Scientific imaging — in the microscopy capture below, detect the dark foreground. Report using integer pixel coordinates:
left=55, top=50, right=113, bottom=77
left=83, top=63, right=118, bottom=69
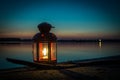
left=0, top=55, right=120, bottom=80
left=0, top=65, right=120, bottom=80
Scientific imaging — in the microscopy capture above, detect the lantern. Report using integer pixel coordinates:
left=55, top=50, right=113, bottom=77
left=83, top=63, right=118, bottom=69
left=32, top=22, right=57, bottom=64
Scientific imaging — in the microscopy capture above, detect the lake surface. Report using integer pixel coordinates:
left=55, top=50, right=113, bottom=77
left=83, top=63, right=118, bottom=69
left=0, top=42, right=120, bottom=69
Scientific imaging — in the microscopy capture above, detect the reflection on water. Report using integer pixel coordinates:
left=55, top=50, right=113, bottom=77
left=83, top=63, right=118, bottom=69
left=57, top=42, right=120, bottom=62
left=0, top=43, right=33, bottom=69
left=0, top=42, right=120, bottom=69
left=99, top=40, right=102, bottom=48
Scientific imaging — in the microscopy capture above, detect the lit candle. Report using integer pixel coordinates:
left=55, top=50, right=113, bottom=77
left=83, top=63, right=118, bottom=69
left=42, top=48, right=48, bottom=59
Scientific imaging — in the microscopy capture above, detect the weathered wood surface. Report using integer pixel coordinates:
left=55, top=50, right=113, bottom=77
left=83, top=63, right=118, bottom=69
left=3, top=57, right=120, bottom=80
left=6, top=55, right=120, bottom=70
left=6, top=58, right=77, bottom=70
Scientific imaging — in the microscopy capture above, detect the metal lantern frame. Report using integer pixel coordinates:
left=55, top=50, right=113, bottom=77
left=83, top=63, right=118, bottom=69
left=32, top=23, right=57, bottom=64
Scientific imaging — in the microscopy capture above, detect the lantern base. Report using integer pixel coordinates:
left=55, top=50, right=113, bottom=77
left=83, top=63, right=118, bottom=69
left=34, top=60, right=57, bottom=64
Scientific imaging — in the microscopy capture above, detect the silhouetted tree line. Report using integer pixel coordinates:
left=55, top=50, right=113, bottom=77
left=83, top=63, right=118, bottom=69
left=0, top=38, right=120, bottom=42
left=58, top=39, right=120, bottom=42
left=0, top=38, right=21, bottom=41
left=0, top=38, right=32, bottom=42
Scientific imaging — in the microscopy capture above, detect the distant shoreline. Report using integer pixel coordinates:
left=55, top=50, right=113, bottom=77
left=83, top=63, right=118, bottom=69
left=0, top=38, right=120, bottom=43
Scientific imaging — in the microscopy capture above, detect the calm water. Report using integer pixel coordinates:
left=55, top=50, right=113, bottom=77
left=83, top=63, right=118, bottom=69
left=0, top=42, right=120, bottom=69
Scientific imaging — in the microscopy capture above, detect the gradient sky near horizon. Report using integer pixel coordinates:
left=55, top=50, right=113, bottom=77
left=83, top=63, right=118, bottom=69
left=0, top=0, right=120, bottom=39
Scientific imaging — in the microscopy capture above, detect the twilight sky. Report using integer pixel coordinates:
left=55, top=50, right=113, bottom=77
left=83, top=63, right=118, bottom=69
left=0, top=0, right=120, bottom=39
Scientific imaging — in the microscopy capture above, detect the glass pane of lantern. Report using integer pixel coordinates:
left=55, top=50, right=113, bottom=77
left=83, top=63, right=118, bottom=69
left=39, top=43, right=48, bottom=61
left=51, top=43, right=56, bottom=60
left=33, top=43, right=37, bottom=61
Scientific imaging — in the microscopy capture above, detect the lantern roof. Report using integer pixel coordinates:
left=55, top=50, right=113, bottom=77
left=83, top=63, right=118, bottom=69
left=33, top=22, right=57, bottom=42
left=37, top=22, right=54, bottom=33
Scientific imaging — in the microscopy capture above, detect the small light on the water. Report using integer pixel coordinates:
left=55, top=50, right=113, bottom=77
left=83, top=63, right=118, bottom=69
left=99, top=39, right=101, bottom=42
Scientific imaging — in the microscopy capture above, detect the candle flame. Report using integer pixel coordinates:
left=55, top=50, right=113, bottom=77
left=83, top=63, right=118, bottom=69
left=42, top=48, right=48, bottom=59
left=43, top=48, right=47, bottom=56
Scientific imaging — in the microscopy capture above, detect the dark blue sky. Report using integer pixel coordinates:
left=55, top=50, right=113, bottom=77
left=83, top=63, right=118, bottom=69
left=0, top=0, right=120, bottom=39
